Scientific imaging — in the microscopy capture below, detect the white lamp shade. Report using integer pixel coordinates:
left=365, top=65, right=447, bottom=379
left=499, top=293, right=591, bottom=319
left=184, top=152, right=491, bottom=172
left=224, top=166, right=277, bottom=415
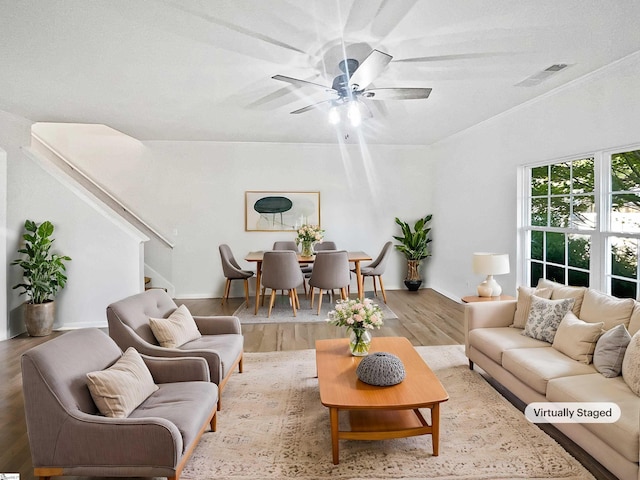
left=472, top=253, right=510, bottom=275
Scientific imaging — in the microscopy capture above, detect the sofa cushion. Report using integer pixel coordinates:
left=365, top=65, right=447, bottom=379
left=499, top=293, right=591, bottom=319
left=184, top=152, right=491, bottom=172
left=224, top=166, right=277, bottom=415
left=469, top=327, right=549, bottom=364
left=622, top=331, right=640, bottom=396
left=150, top=304, right=202, bottom=348
left=627, top=302, right=640, bottom=336
left=502, top=347, right=596, bottom=395
left=536, top=279, right=586, bottom=316
left=512, top=286, right=553, bottom=328
left=546, top=373, right=640, bottom=463
left=552, top=312, right=603, bottom=364
left=522, top=296, right=575, bottom=343
left=594, top=324, right=632, bottom=377
left=579, top=289, right=635, bottom=330
left=86, top=347, right=159, bottom=418
left=131, top=381, right=218, bottom=453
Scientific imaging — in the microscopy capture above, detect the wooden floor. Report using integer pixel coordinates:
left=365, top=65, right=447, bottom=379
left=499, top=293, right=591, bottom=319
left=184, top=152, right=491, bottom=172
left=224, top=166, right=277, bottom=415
left=0, top=289, right=616, bottom=480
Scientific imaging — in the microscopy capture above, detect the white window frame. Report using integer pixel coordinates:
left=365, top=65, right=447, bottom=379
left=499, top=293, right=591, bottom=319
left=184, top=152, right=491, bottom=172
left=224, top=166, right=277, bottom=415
left=518, top=142, right=640, bottom=297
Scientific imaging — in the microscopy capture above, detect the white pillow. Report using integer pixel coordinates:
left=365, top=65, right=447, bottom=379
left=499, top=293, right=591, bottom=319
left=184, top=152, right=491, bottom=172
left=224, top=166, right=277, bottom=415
left=511, top=286, right=553, bottom=328
left=622, top=331, right=640, bottom=396
left=522, top=296, right=575, bottom=343
left=149, top=304, right=201, bottom=348
left=86, top=347, right=158, bottom=418
left=552, top=312, right=603, bottom=364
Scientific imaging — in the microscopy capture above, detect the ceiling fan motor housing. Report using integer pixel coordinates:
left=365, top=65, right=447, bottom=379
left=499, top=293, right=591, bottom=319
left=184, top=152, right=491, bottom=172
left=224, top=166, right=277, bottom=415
left=333, top=58, right=361, bottom=97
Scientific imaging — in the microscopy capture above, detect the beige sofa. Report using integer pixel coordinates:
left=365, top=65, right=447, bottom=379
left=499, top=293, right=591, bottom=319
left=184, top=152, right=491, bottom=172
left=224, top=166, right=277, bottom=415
left=465, top=280, right=640, bottom=480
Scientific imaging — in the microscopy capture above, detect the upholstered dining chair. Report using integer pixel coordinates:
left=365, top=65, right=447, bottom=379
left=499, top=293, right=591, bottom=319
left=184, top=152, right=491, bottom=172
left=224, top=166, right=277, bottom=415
left=314, top=241, right=337, bottom=252
left=273, top=240, right=309, bottom=294
left=261, top=250, right=304, bottom=317
left=308, top=250, right=351, bottom=315
left=219, top=244, right=254, bottom=306
left=302, top=241, right=338, bottom=293
left=360, top=241, right=393, bottom=303
left=273, top=240, right=299, bottom=251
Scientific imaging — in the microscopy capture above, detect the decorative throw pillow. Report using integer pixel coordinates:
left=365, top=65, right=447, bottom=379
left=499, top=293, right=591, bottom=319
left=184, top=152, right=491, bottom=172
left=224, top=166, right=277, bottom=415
left=594, top=324, right=632, bottom=377
left=86, top=347, right=158, bottom=418
left=149, top=304, right=201, bottom=348
left=511, top=286, right=553, bottom=328
left=536, top=279, right=586, bottom=316
left=622, top=331, right=640, bottom=395
left=579, top=289, right=635, bottom=331
left=552, top=312, right=603, bottom=364
left=522, top=296, right=576, bottom=343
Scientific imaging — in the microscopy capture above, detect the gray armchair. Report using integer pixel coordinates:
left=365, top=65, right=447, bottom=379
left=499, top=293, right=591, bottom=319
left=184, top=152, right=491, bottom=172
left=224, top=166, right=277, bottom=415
left=21, top=328, right=218, bottom=480
left=107, top=289, right=243, bottom=409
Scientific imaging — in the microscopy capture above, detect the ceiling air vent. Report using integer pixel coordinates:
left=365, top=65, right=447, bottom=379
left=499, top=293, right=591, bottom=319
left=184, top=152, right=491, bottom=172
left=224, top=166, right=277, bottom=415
left=515, top=63, right=569, bottom=87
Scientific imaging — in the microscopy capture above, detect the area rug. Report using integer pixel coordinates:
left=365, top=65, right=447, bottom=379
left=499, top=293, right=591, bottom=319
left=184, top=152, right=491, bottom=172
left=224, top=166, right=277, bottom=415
left=181, top=345, right=594, bottom=480
left=232, top=294, right=398, bottom=324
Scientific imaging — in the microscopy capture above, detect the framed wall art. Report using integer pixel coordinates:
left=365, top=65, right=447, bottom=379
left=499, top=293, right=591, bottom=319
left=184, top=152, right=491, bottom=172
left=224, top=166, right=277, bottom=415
left=245, top=191, right=320, bottom=232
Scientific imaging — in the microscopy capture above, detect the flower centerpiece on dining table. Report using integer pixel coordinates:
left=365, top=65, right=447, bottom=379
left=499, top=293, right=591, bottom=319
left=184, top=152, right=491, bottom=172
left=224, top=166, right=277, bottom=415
left=326, top=298, right=384, bottom=356
left=295, top=224, right=324, bottom=257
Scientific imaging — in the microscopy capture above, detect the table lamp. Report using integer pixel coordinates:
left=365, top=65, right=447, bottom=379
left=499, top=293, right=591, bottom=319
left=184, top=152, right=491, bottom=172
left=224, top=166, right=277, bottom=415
left=472, top=253, right=510, bottom=297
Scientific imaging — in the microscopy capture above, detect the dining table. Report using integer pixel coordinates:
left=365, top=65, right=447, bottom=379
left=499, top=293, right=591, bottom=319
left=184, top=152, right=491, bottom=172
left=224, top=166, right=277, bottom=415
left=244, top=250, right=372, bottom=315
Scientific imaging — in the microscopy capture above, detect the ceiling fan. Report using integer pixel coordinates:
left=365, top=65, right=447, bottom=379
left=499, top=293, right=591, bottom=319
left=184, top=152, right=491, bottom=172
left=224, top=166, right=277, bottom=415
left=272, top=49, right=432, bottom=119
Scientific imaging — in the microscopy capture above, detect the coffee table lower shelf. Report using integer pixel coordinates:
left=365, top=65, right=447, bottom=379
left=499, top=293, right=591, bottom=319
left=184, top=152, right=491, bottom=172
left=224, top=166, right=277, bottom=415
left=329, top=404, right=440, bottom=464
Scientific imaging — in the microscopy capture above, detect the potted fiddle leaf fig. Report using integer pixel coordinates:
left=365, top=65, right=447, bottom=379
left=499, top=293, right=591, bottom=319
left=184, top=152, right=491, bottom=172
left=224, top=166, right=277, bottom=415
left=393, top=214, right=432, bottom=291
left=12, top=219, right=71, bottom=336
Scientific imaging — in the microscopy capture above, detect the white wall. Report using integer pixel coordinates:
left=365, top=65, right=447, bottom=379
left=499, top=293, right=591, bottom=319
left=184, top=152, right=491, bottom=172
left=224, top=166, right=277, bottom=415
left=428, top=52, right=640, bottom=299
left=62, top=138, right=434, bottom=298
left=1, top=111, right=147, bottom=336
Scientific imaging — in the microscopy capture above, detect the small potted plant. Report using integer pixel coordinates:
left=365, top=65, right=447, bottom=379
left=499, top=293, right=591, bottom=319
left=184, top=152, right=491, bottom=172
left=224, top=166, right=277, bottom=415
left=393, top=214, right=433, bottom=291
left=12, top=219, right=71, bottom=336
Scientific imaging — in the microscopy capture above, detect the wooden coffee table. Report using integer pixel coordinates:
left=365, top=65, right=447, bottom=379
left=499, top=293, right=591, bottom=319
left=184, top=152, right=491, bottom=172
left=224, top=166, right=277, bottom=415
left=315, top=336, right=449, bottom=464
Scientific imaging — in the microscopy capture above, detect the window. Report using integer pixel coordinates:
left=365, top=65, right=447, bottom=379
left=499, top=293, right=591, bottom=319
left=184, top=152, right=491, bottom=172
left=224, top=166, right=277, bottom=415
left=522, top=145, right=640, bottom=298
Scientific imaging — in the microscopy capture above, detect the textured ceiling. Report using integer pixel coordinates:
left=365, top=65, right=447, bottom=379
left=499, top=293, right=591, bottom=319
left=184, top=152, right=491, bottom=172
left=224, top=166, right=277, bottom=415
left=1, top=0, right=640, bottom=145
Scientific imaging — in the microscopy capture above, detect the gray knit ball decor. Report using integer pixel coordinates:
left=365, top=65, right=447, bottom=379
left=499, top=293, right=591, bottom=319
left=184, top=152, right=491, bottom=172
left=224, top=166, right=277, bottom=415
left=356, top=351, right=406, bottom=386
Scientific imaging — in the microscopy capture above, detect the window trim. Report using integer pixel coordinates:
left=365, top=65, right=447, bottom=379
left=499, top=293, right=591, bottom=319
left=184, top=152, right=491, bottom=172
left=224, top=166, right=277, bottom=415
left=518, top=143, right=640, bottom=297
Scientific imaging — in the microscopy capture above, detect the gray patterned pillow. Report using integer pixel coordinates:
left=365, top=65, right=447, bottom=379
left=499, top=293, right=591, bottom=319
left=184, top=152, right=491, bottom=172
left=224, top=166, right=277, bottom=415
left=522, top=296, right=576, bottom=343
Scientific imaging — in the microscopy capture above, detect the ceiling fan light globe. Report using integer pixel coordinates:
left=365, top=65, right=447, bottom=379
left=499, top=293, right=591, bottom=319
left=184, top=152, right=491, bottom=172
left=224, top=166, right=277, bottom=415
left=347, top=102, right=362, bottom=127
left=328, top=107, right=340, bottom=125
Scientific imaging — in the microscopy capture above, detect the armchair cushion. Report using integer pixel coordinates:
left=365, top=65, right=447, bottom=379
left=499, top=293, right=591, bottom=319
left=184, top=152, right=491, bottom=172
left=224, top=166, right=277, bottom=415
left=86, top=347, right=158, bottom=418
left=149, top=304, right=202, bottom=348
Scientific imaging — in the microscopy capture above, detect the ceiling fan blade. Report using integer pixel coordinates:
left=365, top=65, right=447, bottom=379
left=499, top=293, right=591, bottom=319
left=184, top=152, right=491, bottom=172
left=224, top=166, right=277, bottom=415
left=394, top=52, right=512, bottom=63
left=272, top=75, right=332, bottom=92
left=290, top=99, right=334, bottom=114
left=348, top=50, right=392, bottom=90
left=362, top=88, right=432, bottom=100
left=343, top=0, right=385, bottom=33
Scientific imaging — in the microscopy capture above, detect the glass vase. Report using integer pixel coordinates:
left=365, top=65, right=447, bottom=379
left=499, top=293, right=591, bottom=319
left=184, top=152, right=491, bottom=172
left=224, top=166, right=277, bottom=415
left=348, top=328, right=372, bottom=356
left=301, top=240, right=314, bottom=257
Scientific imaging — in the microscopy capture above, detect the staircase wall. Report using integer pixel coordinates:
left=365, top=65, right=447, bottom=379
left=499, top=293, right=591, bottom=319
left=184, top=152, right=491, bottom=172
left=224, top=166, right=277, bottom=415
left=6, top=130, right=147, bottom=335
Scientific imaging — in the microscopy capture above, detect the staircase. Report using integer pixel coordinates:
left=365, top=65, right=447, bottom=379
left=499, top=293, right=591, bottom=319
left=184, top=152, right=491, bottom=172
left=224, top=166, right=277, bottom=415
left=144, top=276, right=167, bottom=292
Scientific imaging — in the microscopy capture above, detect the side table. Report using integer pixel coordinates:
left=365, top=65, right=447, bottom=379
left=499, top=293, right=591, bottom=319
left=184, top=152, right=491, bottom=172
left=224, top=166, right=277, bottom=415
left=461, top=295, right=515, bottom=303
